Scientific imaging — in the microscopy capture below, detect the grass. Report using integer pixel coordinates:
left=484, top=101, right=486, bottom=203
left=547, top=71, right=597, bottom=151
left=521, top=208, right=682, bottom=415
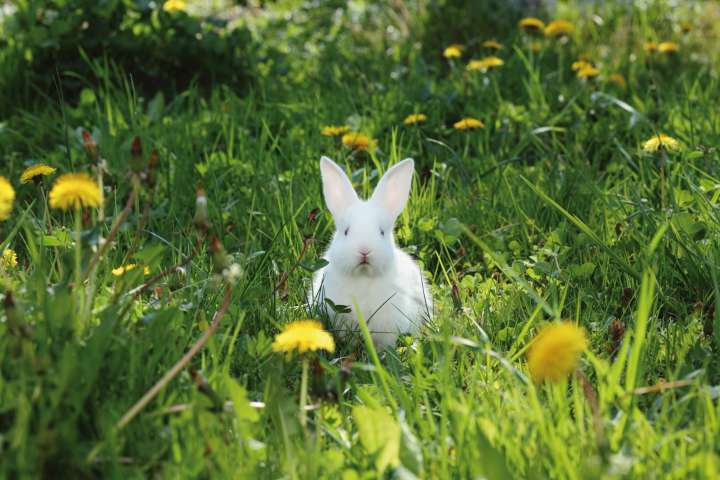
left=1, top=0, right=720, bottom=477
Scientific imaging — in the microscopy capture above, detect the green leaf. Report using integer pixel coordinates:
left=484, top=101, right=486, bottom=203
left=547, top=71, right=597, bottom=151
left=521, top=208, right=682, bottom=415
left=196, top=162, right=209, bottom=176
left=474, top=425, right=513, bottom=480
left=42, top=230, right=73, bottom=248
left=133, top=243, right=166, bottom=263
left=147, top=92, right=165, bottom=122
left=418, top=217, right=435, bottom=232
left=398, top=413, right=423, bottom=475
left=353, top=405, right=401, bottom=474
left=533, top=260, right=554, bottom=276
left=79, top=88, right=96, bottom=105
left=436, top=217, right=462, bottom=243
left=226, top=377, right=259, bottom=423
left=671, top=213, right=706, bottom=241
left=568, top=262, right=596, bottom=279
left=672, top=188, right=694, bottom=207
left=324, top=298, right=351, bottom=314
left=299, top=258, right=328, bottom=272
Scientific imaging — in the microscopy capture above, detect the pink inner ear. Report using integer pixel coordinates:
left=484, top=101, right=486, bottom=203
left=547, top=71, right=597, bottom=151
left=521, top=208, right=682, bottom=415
left=321, top=157, right=358, bottom=218
left=372, top=160, right=414, bottom=219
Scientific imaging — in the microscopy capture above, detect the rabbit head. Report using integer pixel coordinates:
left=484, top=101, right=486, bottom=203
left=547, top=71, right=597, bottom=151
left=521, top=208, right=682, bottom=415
left=319, top=156, right=414, bottom=278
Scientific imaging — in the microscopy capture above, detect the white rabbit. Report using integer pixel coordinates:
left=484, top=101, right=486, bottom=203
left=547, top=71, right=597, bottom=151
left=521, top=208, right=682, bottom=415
left=310, top=156, right=432, bottom=350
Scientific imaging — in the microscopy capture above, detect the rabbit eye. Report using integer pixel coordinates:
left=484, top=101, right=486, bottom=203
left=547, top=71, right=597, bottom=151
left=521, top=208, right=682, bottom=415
left=380, top=228, right=385, bottom=236
left=344, top=227, right=349, bottom=236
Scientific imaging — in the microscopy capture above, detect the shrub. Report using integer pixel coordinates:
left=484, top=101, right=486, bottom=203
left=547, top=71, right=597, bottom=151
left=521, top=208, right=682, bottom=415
left=0, top=0, right=253, bottom=112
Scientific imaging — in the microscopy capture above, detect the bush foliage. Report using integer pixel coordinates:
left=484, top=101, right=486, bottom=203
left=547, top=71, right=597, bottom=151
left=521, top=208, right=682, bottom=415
left=0, top=0, right=251, bottom=113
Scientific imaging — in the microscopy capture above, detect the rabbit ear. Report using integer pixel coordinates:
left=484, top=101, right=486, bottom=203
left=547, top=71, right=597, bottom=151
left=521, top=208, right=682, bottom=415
left=320, top=156, right=358, bottom=218
left=371, top=158, right=414, bottom=220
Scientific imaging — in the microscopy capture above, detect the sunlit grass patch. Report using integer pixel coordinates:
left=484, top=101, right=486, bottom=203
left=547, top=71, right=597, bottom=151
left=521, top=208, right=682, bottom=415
left=0, top=0, right=719, bottom=477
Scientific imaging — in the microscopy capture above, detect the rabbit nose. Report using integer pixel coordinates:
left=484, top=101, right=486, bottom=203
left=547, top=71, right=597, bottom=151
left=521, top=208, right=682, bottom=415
left=359, top=248, right=371, bottom=257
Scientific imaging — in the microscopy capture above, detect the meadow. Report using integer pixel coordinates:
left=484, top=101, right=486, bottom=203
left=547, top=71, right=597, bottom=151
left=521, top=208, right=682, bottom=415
left=1, top=0, right=719, bottom=478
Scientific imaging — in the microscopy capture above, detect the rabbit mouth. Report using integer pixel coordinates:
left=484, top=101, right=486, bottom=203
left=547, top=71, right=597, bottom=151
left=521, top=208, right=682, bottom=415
left=354, top=262, right=373, bottom=274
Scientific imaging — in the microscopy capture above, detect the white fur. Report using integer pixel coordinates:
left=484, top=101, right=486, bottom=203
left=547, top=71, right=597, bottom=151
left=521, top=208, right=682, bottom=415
left=310, top=156, right=432, bottom=349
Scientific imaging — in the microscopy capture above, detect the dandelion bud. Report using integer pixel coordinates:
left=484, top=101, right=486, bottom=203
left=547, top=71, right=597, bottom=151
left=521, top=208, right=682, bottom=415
left=147, top=149, right=159, bottom=187
left=607, top=318, right=625, bottom=356
left=451, top=282, right=462, bottom=311
left=210, top=236, right=231, bottom=274
left=82, top=130, right=99, bottom=163
left=193, top=184, right=211, bottom=232
left=307, top=207, right=320, bottom=224
left=130, top=136, right=146, bottom=174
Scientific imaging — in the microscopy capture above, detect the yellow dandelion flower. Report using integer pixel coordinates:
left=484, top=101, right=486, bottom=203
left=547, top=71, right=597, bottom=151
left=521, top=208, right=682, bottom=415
left=482, top=39, right=503, bottom=50
left=519, top=17, right=545, bottom=32
left=642, top=134, right=680, bottom=153
left=443, top=44, right=464, bottom=59
left=2, top=248, right=17, bottom=269
left=453, top=118, right=484, bottom=130
left=112, top=264, right=150, bottom=276
left=112, top=264, right=133, bottom=276
left=657, top=41, right=679, bottom=53
left=0, top=176, right=15, bottom=221
left=643, top=41, right=658, bottom=52
left=483, top=56, right=505, bottom=68
left=272, top=320, right=335, bottom=354
left=571, top=59, right=593, bottom=72
left=577, top=65, right=600, bottom=79
left=527, top=322, right=587, bottom=383
left=20, top=163, right=57, bottom=184
left=467, top=60, right=483, bottom=71
left=49, top=173, right=103, bottom=211
left=321, top=125, right=351, bottom=137
left=545, top=20, right=574, bottom=37
left=608, top=73, right=627, bottom=89
left=467, top=56, right=504, bottom=72
left=163, top=0, right=186, bottom=13
left=342, top=132, right=377, bottom=151
left=403, top=113, right=427, bottom=125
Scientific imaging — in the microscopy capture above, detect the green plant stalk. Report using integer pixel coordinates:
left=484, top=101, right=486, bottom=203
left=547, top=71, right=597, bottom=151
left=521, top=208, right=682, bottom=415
left=74, top=206, right=83, bottom=330
left=611, top=268, right=655, bottom=447
left=353, top=300, right=399, bottom=413
left=39, top=185, right=52, bottom=233
left=625, top=269, right=655, bottom=394
left=527, top=383, right=576, bottom=479
left=299, top=356, right=309, bottom=428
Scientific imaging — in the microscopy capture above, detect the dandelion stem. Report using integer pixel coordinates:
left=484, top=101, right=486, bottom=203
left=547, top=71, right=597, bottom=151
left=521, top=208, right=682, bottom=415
left=299, top=356, right=309, bottom=428
left=74, top=206, right=83, bottom=326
